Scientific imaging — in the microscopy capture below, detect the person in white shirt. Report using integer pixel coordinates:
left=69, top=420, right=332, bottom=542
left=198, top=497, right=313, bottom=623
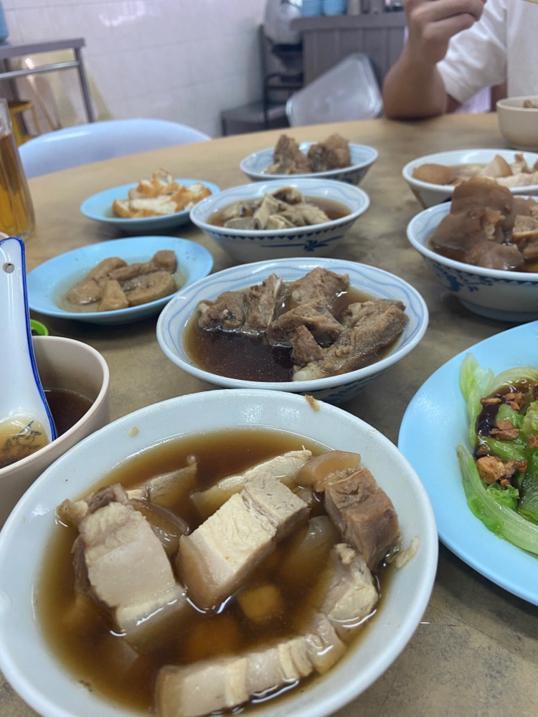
left=383, top=0, right=538, bottom=119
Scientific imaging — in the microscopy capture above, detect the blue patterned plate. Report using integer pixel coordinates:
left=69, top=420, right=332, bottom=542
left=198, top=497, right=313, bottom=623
left=240, top=142, right=378, bottom=185
left=407, top=200, right=538, bottom=321
left=399, top=321, right=538, bottom=605
left=157, top=257, right=428, bottom=404
left=190, top=178, right=370, bottom=263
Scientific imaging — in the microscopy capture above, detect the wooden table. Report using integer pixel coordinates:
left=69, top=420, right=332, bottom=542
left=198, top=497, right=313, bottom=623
left=3, top=114, right=537, bottom=717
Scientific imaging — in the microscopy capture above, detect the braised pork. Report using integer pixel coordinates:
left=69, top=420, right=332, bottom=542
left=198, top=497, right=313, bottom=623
left=293, top=300, right=408, bottom=379
left=428, top=177, right=538, bottom=270
left=69, top=487, right=185, bottom=635
left=157, top=543, right=377, bottom=717
left=323, top=469, right=400, bottom=569
left=198, top=274, right=282, bottom=336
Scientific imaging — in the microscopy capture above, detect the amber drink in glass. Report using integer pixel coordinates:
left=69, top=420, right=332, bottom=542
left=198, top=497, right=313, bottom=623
left=0, top=99, right=35, bottom=238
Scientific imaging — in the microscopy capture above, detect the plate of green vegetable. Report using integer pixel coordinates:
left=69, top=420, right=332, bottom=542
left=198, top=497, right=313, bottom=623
left=399, top=321, right=538, bottom=605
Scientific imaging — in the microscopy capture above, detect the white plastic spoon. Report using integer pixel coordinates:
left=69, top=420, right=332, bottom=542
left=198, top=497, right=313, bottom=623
left=0, top=235, right=56, bottom=469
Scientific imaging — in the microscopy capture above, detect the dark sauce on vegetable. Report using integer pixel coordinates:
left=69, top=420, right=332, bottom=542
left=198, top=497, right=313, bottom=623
left=185, top=287, right=383, bottom=382
left=38, top=429, right=389, bottom=714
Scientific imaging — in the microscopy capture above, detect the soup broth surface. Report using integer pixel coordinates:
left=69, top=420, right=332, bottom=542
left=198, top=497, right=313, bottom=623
left=38, top=429, right=386, bottom=714
left=185, top=287, right=385, bottom=382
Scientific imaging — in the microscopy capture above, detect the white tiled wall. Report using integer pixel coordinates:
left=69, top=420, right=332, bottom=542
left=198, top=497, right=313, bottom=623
left=3, top=0, right=266, bottom=136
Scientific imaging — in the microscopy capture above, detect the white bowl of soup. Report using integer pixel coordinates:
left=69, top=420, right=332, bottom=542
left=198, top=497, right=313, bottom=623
left=0, top=389, right=438, bottom=717
left=0, top=336, right=109, bottom=525
left=189, top=178, right=369, bottom=263
left=403, top=148, right=538, bottom=207
left=156, top=257, right=428, bottom=404
left=407, top=196, right=538, bottom=322
left=497, top=97, right=538, bottom=152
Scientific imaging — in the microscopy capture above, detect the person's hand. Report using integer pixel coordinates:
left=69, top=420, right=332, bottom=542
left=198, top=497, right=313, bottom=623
left=405, top=0, right=486, bottom=65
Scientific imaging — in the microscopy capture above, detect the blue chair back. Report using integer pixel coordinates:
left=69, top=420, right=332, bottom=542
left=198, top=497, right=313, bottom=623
left=20, top=118, right=210, bottom=178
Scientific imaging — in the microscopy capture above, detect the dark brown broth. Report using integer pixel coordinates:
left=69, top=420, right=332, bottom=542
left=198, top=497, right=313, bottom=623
left=209, top=196, right=349, bottom=227
left=45, top=387, right=93, bottom=436
left=185, top=287, right=375, bottom=382
left=37, top=429, right=386, bottom=714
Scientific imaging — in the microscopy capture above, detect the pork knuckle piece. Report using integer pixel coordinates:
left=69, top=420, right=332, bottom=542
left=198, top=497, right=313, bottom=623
left=267, top=300, right=343, bottom=347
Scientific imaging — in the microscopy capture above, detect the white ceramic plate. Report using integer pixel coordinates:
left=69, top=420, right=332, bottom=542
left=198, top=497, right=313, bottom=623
left=0, top=389, right=438, bottom=717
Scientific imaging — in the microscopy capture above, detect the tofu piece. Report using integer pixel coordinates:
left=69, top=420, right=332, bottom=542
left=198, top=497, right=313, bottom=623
left=190, top=449, right=312, bottom=518
left=237, top=584, right=284, bottom=625
left=98, top=279, right=129, bottom=311
left=324, top=468, right=400, bottom=569
left=78, top=500, right=184, bottom=634
left=179, top=481, right=308, bottom=609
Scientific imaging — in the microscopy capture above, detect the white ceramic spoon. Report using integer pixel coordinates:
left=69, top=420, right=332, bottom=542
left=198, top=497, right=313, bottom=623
left=0, top=236, right=56, bottom=469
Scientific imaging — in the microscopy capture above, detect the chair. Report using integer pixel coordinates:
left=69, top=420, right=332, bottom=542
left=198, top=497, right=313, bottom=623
left=20, top=119, right=210, bottom=178
left=286, top=53, right=383, bottom=127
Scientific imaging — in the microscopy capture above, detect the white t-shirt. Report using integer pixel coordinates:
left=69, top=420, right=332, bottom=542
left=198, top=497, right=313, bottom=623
left=437, top=0, right=538, bottom=104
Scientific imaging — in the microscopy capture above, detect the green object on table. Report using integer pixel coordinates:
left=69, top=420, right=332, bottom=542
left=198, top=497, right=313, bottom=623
left=30, top=319, right=49, bottom=336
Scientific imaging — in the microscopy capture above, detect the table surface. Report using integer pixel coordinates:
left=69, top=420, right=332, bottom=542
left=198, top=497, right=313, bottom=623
left=2, top=113, right=537, bottom=717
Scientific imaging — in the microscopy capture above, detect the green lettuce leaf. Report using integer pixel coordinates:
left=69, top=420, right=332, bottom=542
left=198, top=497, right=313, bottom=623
left=458, top=445, right=538, bottom=554
left=521, top=401, right=538, bottom=438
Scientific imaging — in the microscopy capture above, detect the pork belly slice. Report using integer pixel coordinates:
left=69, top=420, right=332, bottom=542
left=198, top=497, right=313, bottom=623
left=75, top=495, right=185, bottom=634
left=190, top=449, right=311, bottom=518
left=293, top=300, right=407, bottom=381
left=157, top=545, right=376, bottom=717
left=157, top=635, right=313, bottom=717
left=197, top=274, right=282, bottom=335
left=179, top=477, right=308, bottom=609
left=323, top=469, right=400, bottom=570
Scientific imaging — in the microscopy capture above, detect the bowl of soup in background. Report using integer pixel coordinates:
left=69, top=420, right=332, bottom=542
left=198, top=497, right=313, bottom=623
left=497, top=97, right=538, bottom=152
left=156, top=257, right=428, bottom=404
left=189, top=178, right=370, bottom=263
left=402, top=148, right=538, bottom=207
left=0, top=389, right=437, bottom=717
left=0, top=336, right=109, bottom=525
left=407, top=201, right=538, bottom=322
left=240, top=142, right=378, bottom=185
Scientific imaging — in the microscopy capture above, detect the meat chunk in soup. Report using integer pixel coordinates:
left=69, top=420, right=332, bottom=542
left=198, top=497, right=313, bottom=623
left=198, top=274, right=282, bottom=336
left=293, top=300, right=408, bottom=380
left=268, top=135, right=312, bottom=174
left=306, top=133, right=351, bottom=172
left=71, top=487, right=185, bottom=634
left=267, top=300, right=343, bottom=347
left=287, top=267, right=349, bottom=308
left=323, top=469, right=400, bottom=569
left=179, top=477, right=309, bottom=609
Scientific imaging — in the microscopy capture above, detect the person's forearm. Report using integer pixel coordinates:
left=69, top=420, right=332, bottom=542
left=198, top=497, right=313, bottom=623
left=382, top=47, right=449, bottom=119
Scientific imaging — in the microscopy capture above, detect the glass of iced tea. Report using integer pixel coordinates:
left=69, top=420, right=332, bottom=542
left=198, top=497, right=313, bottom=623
left=0, top=99, right=35, bottom=239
